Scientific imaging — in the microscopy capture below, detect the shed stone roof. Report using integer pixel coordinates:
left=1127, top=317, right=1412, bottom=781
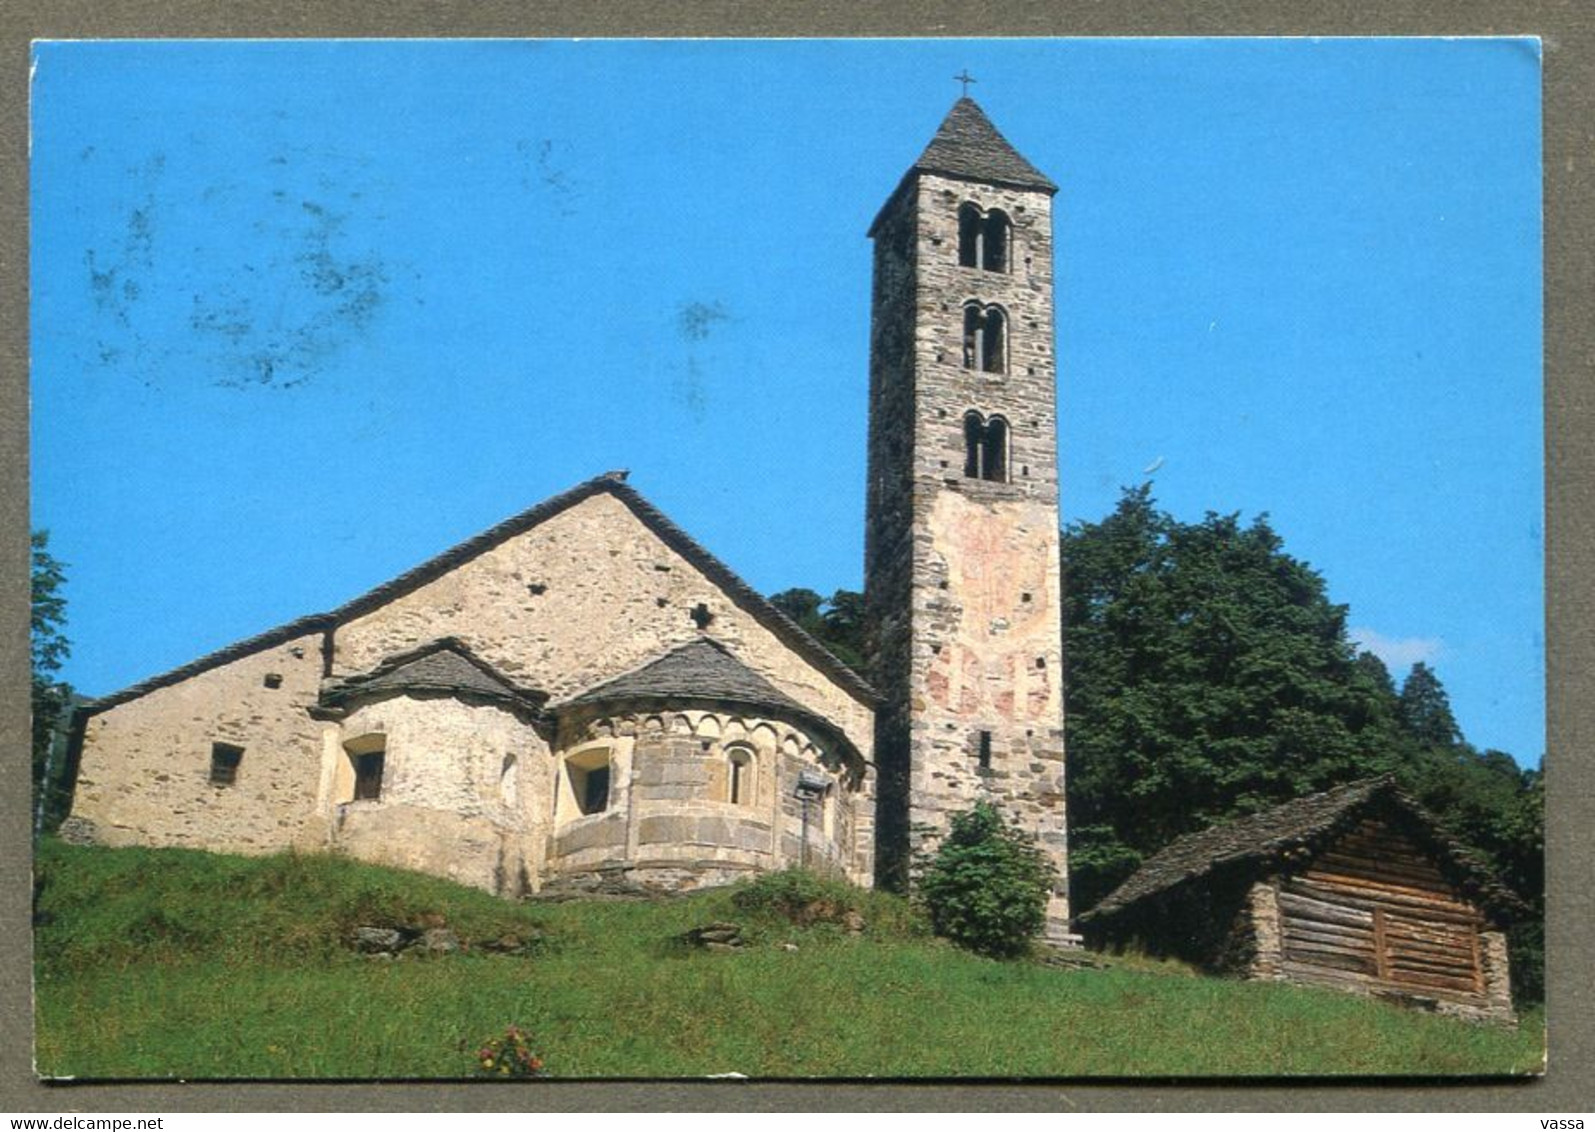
left=1081, top=776, right=1524, bottom=924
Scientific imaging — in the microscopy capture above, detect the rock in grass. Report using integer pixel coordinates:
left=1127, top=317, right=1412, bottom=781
left=684, top=922, right=745, bottom=949
left=417, top=927, right=460, bottom=955
left=351, top=926, right=405, bottom=953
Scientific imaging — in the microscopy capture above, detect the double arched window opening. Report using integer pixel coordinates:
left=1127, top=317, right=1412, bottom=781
left=964, top=412, right=1010, bottom=483
left=958, top=203, right=1011, bottom=273
left=963, top=303, right=1007, bottom=374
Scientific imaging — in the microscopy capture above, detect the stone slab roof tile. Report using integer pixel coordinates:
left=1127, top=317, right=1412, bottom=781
left=320, top=638, right=545, bottom=713
left=564, top=638, right=809, bottom=716
left=911, top=97, right=1058, bottom=193
left=558, top=638, right=867, bottom=778
left=76, top=471, right=874, bottom=722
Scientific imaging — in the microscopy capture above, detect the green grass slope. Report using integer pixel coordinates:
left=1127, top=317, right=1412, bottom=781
left=33, top=841, right=1544, bottom=1079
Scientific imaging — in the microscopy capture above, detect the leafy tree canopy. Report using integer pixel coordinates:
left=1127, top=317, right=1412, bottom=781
left=32, top=531, right=75, bottom=835
left=769, top=586, right=866, bottom=674
left=32, top=530, right=70, bottom=679
left=1058, top=487, right=1543, bottom=1000
left=1396, top=660, right=1462, bottom=748
left=1061, top=486, right=1399, bottom=906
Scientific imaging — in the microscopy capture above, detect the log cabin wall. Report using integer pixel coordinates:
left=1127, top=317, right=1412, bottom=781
left=1272, top=815, right=1514, bottom=1023
left=1096, top=871, right=1255, bottom=969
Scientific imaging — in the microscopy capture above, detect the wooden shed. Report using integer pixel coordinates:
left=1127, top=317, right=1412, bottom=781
left=1077, top=777, right=1522, bottom=1023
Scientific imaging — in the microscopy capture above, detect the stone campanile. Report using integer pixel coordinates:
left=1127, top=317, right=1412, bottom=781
left=865, top=97, right=1070, bottom=937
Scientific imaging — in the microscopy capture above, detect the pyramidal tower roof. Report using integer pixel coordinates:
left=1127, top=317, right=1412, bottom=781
left=909, top=97, right=1058, bottom=193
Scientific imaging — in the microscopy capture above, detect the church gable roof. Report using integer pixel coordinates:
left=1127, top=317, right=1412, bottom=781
left=1081, top=776, right=1524, bottom=925
left=78, top=471, right=874, bottom=720
left=319, top=637, right=547, bottom=714
left=910, top=98, right=1059, bottom=193
left=325, top=471, right=875, bottom=707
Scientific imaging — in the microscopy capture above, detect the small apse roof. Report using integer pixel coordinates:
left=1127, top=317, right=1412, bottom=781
left=559, top=638, right=866, bottom=776
left=318, top=638, right=546, bottom=715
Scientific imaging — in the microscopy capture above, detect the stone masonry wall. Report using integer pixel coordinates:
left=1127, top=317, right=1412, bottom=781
left=549, top=706, right=872, bottom=888
left=866, top=169, right=1069, bottom=930
left=864, top=187, right=921, bottom=889
left=1240, top=879, right=1285, bottom=979
left=328, top=694, right=550, bottom=894
left=66, top=631, right=329, bottom=854
left=1475, top=929, right=1517, bottom=1025
left=63, top=489, right=875, bottom=899
left=334, top=491, right=875, bottom=782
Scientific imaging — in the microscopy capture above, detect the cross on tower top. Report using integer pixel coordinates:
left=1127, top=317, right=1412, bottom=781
left=953, top=69, right=977, bottom=97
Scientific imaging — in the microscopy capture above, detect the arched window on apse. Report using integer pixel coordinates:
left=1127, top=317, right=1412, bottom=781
left=726, top=746, right=755, bottom=807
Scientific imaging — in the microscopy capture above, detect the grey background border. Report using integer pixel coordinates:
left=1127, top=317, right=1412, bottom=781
left=2, top=1, right=1588, bottom=1114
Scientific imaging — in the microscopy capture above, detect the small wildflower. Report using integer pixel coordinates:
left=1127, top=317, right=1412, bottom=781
left=473, top=1026, right=547, bottom=1078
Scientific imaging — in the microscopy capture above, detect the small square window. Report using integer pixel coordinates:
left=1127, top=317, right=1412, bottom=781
left=563, top=748, right=614, bottom=818
left=353, top=750, right=385, bottom=801
left=210, top=742, right=244, bottom=786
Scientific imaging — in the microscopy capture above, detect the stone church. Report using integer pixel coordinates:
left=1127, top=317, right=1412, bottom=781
left=61, top=98, right=1074, bottom=935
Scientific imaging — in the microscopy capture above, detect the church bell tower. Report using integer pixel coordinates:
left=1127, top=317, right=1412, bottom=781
left=864, top=96, right=1071, bottom=936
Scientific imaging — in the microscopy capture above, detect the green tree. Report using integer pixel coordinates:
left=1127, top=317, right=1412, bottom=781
left=32, top=531, right=74, bottom=836
left=1060, top=491, right=1544, bottom=1000
left=1396, top=661, right=1462, bottom=748
left=769, top=587, right=824, bottom=627
left=918, top=802, right=1055, bottom=958
left=1380, top=659, right=1543, bottom=1001
left=769, top=586, right=866, bottom=674
left=1061, top=487, right=1400, bottom=909
left=1353, top=650, right=1397, bottom=699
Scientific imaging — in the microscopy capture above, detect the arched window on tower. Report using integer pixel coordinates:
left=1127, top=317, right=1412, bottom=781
left=957, top=204, right=1011, bottom=273
left=958, top=203, right=983, bottom=268
left=983, top=209, right=1010, bottom=272
left=963, top=412, right=984, bottom=478
left=963, top=304, right=1006, bottom=374
left=983, top=416, right=1009, bottom=482
left=963, top=412, right=1010, bottom=484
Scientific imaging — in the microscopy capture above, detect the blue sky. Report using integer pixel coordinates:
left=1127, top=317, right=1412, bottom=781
left=29, top=39, right=1543, bottom=764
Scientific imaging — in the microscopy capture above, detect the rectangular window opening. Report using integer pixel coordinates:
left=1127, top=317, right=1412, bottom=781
left=564, top=748, right=614, bottom=818
left=353, top=750, right=385, bottom=801
left=977, top=730, right=992, bottom=770
left=210, top=742, right=244, bottom=786
left=581, top=764, right=611, bottom=814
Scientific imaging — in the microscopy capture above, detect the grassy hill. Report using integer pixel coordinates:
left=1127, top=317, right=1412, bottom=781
left=32, top=841, right=1544, bottom=1079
